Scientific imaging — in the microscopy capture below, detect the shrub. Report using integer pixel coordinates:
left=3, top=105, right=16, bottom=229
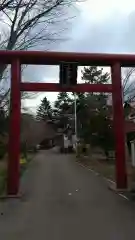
left=0, top=143, right=6, bottom=160
left=0, top=169, right=7, bottom=195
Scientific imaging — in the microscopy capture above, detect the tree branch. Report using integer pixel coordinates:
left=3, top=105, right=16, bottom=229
left=0, top=0, right=13, bottom=11
left=0, top=0, right=81, bottom=105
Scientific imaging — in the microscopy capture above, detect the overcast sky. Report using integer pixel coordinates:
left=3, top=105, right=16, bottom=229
left=24, top=0, right=135, bottom=113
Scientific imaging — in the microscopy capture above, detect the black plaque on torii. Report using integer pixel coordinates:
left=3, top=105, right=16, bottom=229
left=59, top=62, right=78, bottom=87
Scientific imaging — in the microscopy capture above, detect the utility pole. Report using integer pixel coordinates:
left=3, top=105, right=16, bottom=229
left=74, top=93, right=77, bottom=147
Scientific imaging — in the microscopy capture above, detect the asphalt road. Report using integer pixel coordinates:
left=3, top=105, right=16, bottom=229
left=0, top=150, right=135, bottom=240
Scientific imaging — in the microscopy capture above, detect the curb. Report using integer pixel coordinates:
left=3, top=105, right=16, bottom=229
left=76, top=161, right=130, bottom=201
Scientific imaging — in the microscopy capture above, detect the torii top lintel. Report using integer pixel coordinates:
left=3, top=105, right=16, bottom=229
left=0, top=50, right=135, bottom=66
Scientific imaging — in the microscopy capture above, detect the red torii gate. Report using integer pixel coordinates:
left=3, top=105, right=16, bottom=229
left=1, top=50, right=133, bottom=195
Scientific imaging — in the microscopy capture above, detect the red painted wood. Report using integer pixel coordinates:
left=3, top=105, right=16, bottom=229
left=111, top=62, right=127, bottom=189
left=7, top=60, right=21, bottom=195
left=5, top=50, right=132, bottom=194
left=0, top=50, right=135, bottom=66
left=20, top=83, right=112, bottom=93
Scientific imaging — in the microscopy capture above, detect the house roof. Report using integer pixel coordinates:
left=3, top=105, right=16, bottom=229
left=110, top=119, right=135, bottom=134
left=125, top=120, right=135, bottom=134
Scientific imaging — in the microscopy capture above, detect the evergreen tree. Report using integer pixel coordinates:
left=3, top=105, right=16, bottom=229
left=81, top=66, right=110, bottom=84
left=77, top=66, right=114, bottom=155
left=36, top=96, right=52, bottom=121
left=0, top=107, right=8, bottom=135
left=54, top=92, right=72, bottom=112
left=54, top=92, right=73, bottom=129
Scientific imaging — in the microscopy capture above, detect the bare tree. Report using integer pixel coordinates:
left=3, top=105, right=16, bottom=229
left=21, top=113, right=56, bottom=149
left=0, top=0, right=17, bottom=11
left=0, top=0, right=80, bottom=106
left=122, top=68, right=135, bottom=103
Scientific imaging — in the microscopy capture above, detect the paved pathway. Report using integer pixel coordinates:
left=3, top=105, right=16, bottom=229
left=0, top=150, right=135, bottom=239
